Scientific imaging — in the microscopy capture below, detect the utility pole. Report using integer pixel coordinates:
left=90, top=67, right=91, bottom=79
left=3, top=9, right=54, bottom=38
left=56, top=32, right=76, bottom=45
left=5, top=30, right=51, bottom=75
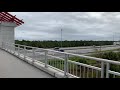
left=119, top=35, right=120, bottom=45
left=61, top=29, right=62, bottom=48
left=113, top=34, right=114, bottom=45
left=119, top=35, right=120, bottom=41
left=114, top=32, right=116, bottom=42
left=113, top=34, right=114, bottom=42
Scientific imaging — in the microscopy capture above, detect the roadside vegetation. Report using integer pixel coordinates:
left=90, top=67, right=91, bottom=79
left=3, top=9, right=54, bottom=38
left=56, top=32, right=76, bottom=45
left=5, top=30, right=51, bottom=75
left=15, top=40, right=114, bottom=48
left=47, top=49, right=120, bottom=78
left=91, top=51, right=120, bottom=72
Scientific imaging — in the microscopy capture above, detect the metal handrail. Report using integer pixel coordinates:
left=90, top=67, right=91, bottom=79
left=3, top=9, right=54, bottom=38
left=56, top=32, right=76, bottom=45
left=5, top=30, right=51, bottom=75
left=2, top=42, right=120, bottom=78
left=13, top=43, right=120, bottom=65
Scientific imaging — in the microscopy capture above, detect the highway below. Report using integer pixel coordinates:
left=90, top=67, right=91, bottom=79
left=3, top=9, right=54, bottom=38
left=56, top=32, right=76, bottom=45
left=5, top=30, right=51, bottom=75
left=18, top=45, right=120, bottom=61
left=62, top=45, right=120, bottom=54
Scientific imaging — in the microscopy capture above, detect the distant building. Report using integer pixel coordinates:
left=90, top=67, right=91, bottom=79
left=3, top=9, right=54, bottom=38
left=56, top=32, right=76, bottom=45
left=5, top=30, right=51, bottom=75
left=113, top=41, right=120, bottom=45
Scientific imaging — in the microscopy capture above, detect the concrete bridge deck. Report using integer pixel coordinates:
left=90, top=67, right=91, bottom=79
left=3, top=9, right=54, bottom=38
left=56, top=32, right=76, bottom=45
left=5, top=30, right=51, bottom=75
left=0, top=49, right=53, bottom=78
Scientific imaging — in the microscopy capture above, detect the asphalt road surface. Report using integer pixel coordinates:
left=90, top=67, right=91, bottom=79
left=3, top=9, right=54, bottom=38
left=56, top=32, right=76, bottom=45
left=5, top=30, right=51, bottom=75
left=17, top=45, right=120, bottom=61
left=64, top=45, right=120, bottom=54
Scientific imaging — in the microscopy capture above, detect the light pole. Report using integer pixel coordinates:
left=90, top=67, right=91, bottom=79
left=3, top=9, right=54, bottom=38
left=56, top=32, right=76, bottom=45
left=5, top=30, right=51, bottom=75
left=113, top=34, right=114, bottom=42
left=61, top=29, right=62, bottom=48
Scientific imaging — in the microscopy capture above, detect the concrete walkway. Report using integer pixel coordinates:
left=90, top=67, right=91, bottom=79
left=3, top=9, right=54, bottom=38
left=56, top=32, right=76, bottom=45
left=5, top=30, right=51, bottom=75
left=0, top=49, right=53, bottom=78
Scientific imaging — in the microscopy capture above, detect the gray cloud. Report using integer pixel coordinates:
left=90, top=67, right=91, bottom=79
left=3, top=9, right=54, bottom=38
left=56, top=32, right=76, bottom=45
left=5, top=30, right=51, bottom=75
left=9, top=12, right=120, bottom=41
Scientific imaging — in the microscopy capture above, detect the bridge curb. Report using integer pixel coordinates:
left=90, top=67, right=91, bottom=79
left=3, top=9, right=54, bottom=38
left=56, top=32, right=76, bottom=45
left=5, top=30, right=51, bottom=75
left=1, top=48, right=77, bottom=78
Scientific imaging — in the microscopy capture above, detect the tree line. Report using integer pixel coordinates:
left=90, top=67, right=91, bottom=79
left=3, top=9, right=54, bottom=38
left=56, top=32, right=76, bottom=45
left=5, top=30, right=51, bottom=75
left=15, top=40, right=114, bottom=48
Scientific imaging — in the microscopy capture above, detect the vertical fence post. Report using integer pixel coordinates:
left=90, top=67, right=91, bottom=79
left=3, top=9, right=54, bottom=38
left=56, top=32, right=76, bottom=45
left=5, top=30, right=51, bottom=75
left=100, top=45, right=102, bottom=52
left=101, top=62, right=104, bottom=78
left=3, top=42, right=5, bottom=49
left=10, top=44, right=14, bottom=54
left=7, top=43, right=9, bottom=51
left=45, top=50, right=48, bottom=68
left=2, top=42, right=4, bottom=49
left=106, top=63, right=110, bottom=78
left=6, top=43, right=7, bottom=50
left=5, top=43, right=6, bottom=50
left=18, top=45, right=20, bottom=57
left=10, top=44, right=11, bottom=52
left=24, top=46, right=26, bottom=60
left=8, top=43, right=9, bottom=51
left=64, top=54, right=69, bottom=78
left=4, top=42, right=6, bottom=50
left=32, top=48, right=36, bottom=64
left=13, top=45, right=15, bottom=54
left=8, top=44, right=10, bottom=52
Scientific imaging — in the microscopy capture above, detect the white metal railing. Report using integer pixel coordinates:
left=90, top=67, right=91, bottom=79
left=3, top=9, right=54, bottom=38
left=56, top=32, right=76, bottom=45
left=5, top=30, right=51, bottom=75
left=1, top=42, right=120, bottom=78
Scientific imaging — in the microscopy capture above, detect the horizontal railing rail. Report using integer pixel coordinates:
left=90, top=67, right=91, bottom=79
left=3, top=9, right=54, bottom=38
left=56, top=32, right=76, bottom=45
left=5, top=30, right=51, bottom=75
left=1, top=42, right=120, bottom=78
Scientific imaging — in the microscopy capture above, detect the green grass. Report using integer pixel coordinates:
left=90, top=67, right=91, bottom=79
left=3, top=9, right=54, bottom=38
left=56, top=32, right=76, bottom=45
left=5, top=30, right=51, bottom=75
left=69, top=56, right=97, bottom=66
left=48, top=51, right=120, bottom=78
left=89, top=51, right=120, bottom=77
left=47, top=57, right=101, bottom=78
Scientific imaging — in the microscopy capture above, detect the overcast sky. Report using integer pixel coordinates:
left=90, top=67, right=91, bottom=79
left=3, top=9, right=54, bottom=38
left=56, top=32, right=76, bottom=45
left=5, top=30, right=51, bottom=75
left=9, top=12, right=120, bottom=41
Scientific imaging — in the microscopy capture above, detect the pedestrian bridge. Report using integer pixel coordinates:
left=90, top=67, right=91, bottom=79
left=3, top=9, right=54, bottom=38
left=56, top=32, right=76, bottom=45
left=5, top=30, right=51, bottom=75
left=0, top=49, right=53, bottom=78
left=1, top=42, right=120, bottom=78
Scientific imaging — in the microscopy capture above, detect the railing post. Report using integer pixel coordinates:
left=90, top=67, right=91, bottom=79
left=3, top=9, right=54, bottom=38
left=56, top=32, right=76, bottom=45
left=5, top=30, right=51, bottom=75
left=101, top=62, right=104, bottom=78
left=45, top=50, right=48, bottom=68
left=7, top=44, right=9, bottom=51
left=2, top=42, right=4, bottom=49
left=106, top=63, right=110, bottom=78
left=13, top=45, right=15, bottom=54
left=9, top=44, right=10, bottom=52
left=5, top=43, right=7, bottom=50
left=18, top=45, right=20, bottom=57
left=7, top=43, right=9, bottom=51
left=64, top=54, right=69, bottom=78
left=5, top=43, right=7, bottom=51
left=32, top=48, right=36, bottom=64
left=10, top=44, right=11, bottom=52
left=7, top=44, right=10, bottom=52
left=7, top=43, right=10, bottom=52
left=24, top=46, right=26, bottom=60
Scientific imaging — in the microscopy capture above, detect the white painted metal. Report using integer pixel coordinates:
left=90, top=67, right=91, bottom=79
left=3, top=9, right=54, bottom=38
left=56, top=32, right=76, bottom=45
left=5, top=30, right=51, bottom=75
left=18, top=45, right=20, bottom=57
left=32, top=48, right=35, bottom=63
left=101, top=62, right=104, bottom=78
left=2, top=42, right=120, bottom=78
left=64, top=54, right=68, bottom=77
left=45, top=50, right=48, bottom=68
left=24, top=46, right=26, bottom=60
left=106, top=63, right=110, bottom=78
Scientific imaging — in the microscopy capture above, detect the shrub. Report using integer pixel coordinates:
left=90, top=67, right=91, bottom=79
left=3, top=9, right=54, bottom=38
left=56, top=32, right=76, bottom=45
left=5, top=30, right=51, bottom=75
left=69, top=56, right=88, bottom=64
left=92, top=51, right=120, bottom=75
